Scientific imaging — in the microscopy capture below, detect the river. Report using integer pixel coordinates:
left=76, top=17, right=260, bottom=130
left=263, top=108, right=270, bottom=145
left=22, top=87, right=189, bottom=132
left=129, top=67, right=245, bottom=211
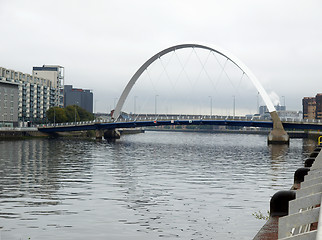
left=0, top=132, right=317, bottom=240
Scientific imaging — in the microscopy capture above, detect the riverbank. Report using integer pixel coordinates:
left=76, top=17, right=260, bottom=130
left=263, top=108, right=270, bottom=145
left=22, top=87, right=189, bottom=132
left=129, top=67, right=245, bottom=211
left=253, top=143, right=322, bottom=239
left=0, top=127, right=48, bottom=139
left=0, top=127, right=319, bottom=140
left=0, top=127, right=145, bottom=140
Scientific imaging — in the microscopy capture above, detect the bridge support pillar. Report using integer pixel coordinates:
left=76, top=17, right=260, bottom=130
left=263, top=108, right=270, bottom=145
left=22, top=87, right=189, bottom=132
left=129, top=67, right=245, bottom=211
left=95, top=130, right=104, bottom=140
left=268, top=111, right=289, bottom=144
left=103, top=129, right=121, bottom=139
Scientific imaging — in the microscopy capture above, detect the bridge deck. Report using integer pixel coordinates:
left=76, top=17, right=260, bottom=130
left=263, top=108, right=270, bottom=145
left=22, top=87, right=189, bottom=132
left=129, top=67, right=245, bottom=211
left=37, top=117, right=322, bottom=133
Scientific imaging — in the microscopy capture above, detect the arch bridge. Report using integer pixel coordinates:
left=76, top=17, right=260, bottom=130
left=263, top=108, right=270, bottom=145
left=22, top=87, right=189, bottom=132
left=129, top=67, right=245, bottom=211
left=40, top=44, right=296, bottom=143
left=112, top=43, right=288, bottom=143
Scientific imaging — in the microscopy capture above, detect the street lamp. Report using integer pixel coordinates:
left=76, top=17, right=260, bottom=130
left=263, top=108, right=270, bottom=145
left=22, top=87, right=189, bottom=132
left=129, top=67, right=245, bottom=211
left=134, top=96, right=137, bottom=114
left=233, top=95, right=236, bottom=117
left=155, top=95, right=159, bottom=115
left=74, top=101, right=78, bottom=123
left=257, top=92, right=259, bottom=114
left=209, top=96, right=212, bottom=117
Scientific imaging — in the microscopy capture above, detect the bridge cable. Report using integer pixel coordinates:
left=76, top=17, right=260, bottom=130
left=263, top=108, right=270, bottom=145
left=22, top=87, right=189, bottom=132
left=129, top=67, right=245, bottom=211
left=158, top=53, right=181, bottom=118
left=212, top=54, right=228, bottom=92
left=193, top=49, right=218, bottom=93
left=211, top=52, right=237, bottom=91
left=173, top=48, right=200, bottom=114
left=173, top=47, right=195, bottom=88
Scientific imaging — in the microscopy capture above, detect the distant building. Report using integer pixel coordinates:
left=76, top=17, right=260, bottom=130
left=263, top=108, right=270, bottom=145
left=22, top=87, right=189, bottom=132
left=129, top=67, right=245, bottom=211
left=259, top=105, right=286, bottom=116
left=278, top=110, right=302, bottom=121
left=316, top=94, right=322, bottom=119
left=258, top=104, right=301, bottom=121
left=259, top=106, right=268, bottom=115
left=0, top=80, right=19, bottom=127
left=32, top=65, right=64, bottom=107
left=302, top=94, right=322, bottom=120
left=64, top=85, right=93, bottom=113
left=275, top=105, right=286, bottom=111
left=0, top=66, right=63, bottom=124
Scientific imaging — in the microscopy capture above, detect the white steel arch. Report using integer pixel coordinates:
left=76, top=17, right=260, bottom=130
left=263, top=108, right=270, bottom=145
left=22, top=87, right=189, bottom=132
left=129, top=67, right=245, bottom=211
left=112, top=43, right=276, bottom=121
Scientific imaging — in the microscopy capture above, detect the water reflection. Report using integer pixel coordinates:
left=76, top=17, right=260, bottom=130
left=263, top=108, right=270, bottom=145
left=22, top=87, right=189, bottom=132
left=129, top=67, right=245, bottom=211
left=0, top=139, right=94, bottom=224
left=269, top=144, right=289, bottom=161
left=0, top=134, right=317, bottom=240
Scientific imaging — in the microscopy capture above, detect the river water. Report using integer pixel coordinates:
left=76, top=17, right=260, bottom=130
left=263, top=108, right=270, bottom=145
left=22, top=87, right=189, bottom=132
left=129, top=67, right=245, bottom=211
left=0, top=131, right=317, bottom=240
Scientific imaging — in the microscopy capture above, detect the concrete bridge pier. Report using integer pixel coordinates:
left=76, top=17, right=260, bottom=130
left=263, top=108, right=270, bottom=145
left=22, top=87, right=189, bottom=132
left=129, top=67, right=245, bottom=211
left=96, top=129, right=121, bottom=140
left=103, top=129, right=121, bottom=139
left=95, top=129, right=104, bottom=140
left=268, top=111, right=290, bottom=144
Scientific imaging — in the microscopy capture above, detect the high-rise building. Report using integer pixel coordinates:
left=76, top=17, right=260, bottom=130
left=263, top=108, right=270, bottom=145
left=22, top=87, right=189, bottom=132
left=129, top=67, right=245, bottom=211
left=302, top=96, right=318, bottom=120
left=32, top=65, right=64, bottom=107
left=316, top=94, right=322, bottom=119
left=0, top=66, right=63, bottom=124
left=64, top=85, right=93, bottom=113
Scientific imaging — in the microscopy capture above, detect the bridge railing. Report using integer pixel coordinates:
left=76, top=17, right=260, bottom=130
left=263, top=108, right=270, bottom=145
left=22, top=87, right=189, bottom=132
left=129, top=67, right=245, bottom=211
left=38, top=115, right=264, bottom=128
left=37, top=115, right=322, bottom=129
left=123, top=115, right=266, bottom=122
left=37, top=120, right=107, bottom=128
left=279, top=118, right=322, bottom=124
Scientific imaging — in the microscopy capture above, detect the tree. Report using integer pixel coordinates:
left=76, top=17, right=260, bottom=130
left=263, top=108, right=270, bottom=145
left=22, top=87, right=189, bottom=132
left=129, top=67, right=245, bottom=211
left=46, top=107, right=68, bottom=123
left=65, top=105, right=80, bottom=122
left=46, top=105, right=94, bottom=123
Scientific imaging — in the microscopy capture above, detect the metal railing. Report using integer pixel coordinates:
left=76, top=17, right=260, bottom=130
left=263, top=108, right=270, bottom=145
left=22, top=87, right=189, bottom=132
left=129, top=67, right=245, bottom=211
left=37, top=114, right=322, bottom=129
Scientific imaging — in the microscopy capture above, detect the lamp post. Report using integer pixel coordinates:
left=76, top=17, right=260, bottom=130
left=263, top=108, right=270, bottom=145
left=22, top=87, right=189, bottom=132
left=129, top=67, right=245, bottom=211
left=257, top=92, right=259, bottom=114
left=134, top=96, right=137, bottom=114
left=209, top=96, right=212, bottom=117
left=74, top=101, right=78, bottom=123
left=282, top=96, right=286, bottom=109
left=233, top=95, right=236, bottom=117
left=155, top=95, right=159, bottom=115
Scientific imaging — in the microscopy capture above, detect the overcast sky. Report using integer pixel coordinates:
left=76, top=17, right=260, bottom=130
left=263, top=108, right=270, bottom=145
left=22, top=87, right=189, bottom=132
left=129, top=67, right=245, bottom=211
left=1, top=0, right=322, bottom=114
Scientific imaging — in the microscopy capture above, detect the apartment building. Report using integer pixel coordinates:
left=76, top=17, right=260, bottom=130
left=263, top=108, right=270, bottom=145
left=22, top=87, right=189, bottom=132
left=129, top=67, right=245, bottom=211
left=0, top=65, right=64, bottom=124
left=0, top=80, right=19, bottom=127
left=33, top=65, right=64, bottom=107
left=302, top=94, right=322, bottom=120
left=316, top=94, right=322, bottom=119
